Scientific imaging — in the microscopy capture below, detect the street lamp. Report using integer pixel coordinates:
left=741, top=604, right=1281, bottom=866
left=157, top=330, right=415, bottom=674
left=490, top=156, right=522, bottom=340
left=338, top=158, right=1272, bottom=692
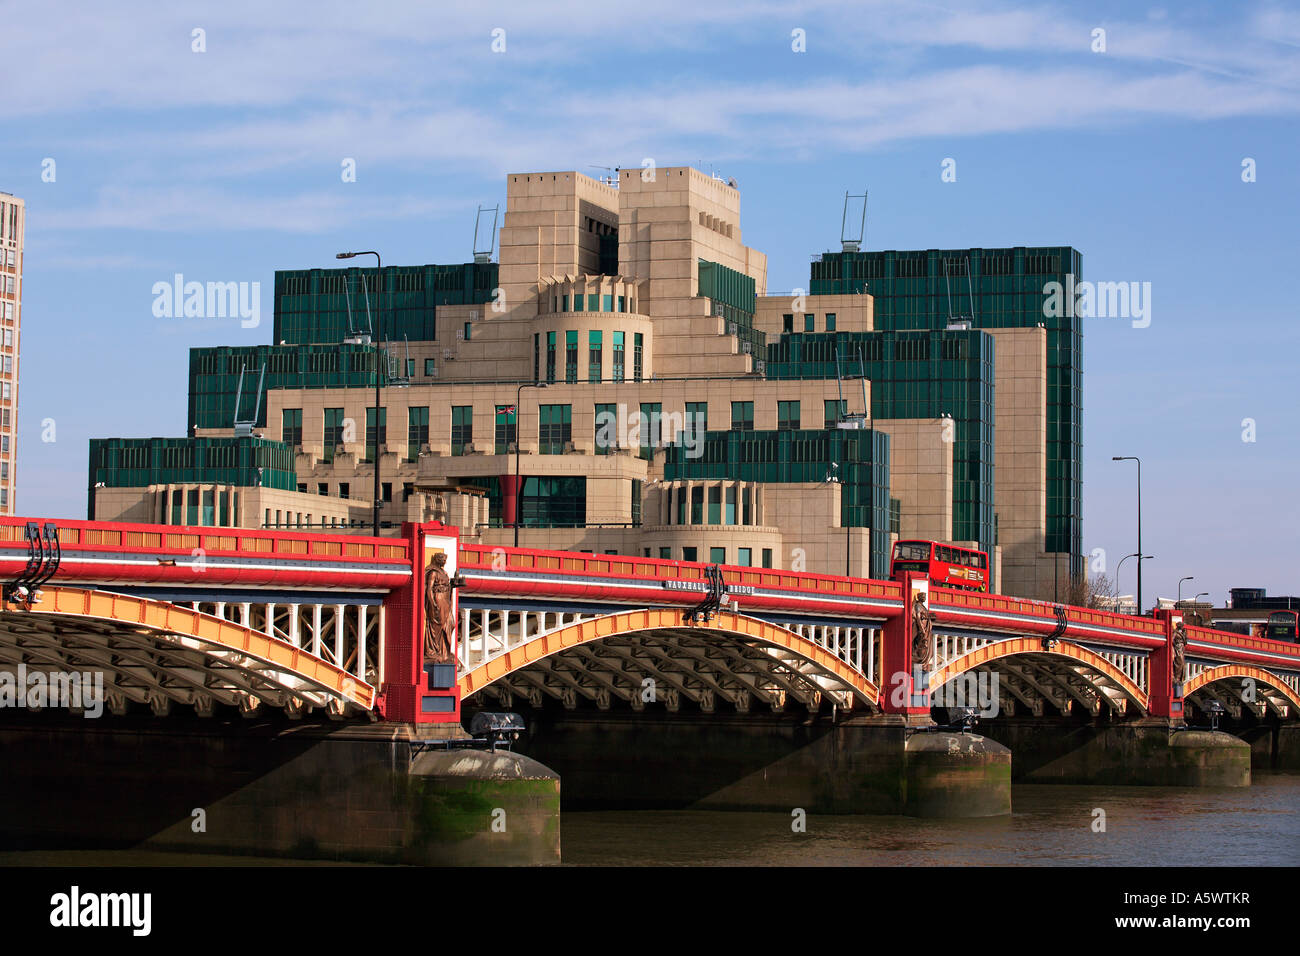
left=337, top=251, right=383, bottom=537
left=513, top=381, right=549, bottom=548
left=1178, top=576, right=1194, bottom=604
left=1113, top=456, right=1142, bottom=614
left=1115, top=552, right=1152, bottom=614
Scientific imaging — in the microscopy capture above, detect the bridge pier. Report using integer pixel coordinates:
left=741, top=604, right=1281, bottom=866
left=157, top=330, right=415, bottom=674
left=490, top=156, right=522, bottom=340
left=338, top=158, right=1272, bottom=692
left=976, top=717, right=1251, bottom=787
left=0, top=714, right=560, bottom=865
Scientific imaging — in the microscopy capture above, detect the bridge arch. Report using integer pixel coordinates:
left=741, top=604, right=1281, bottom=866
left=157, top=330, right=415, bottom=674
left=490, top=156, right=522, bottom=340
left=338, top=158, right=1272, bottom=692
left=459, top=607, right=878, bottom=715
left=0, top=586, right=374, bottom=717
left=1184, top=664, right=1299, bottom=718
left=928, top=636, right=1150, bottom=717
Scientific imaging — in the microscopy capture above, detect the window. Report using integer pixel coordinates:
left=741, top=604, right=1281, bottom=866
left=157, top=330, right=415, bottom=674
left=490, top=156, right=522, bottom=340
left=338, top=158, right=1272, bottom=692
left=451, top=406, right=473, bottom=456
left=424, top=358, right=436, bottom=376
left=804, top=314, right=815, bottom=332
left=710, top=547, right=726, bottom=564
left=762, top=548, right=773, bottom=568
left=778, top=400, right=800, bottom=431
left=619, top=295, right=626, bottom=313
left=826, top=313, right=836, bottom=331
left=495, top=404, right=516, bottom=455
left=631, top=478, right=642, bottom=526
left=573, top=293, right=584, bottom=312
left=565, top=330, right=578, bottom=383
left=339, top=482, right=350, bottom=499
left=546, top=332, right=556, bottom=383
left=587, top=294, right=598, bottom=311
left=407, top=406, right=429, bottom=461
left=406, top=358, right=415, bottom=378
left=318, top=483, right=329, bottom=496
left=682, top=547, right=698, bottom=562
left=731, top=401, right=754, bottom=431
left=594, top=403, right=617, bottom=455
left=323, top=408, right=344, bottom=463
left=708, top=486, right=721, bottom=524
left=538, top=404, right=571, bottom=454
left=783, top=314, right=794, bottom=333
left=690, top=486, right=704, bottom=523
left=738, top=547, right=752, bottom=567
left=659, top=547, right=672, bottom=560
left=382, top=482, right=392, bottom=502
left=824, top=399, right=847, bottom=429
left=560, top=295, right=569, bottom=312
left=602, top=294, right=613, bottom=312
left=2, top=330, right=11, bottom=346
left=638, top=403, right=661, bottom=460
left=588, top=330, right=602, bottom=382
left=533, top=333, right=540, bottom=381
left=281, top=408, right=302, bottom=447
left=725, top=485, right=736, bottom=524
left=463, top=322, right=472, bottom=340
left=685, top=401, right=708, bottom=443
left=612, top=332, right=625, bottom=382
left=633, top=333, right=643, bottom=381
left=364, top=407, right=387, bottom=462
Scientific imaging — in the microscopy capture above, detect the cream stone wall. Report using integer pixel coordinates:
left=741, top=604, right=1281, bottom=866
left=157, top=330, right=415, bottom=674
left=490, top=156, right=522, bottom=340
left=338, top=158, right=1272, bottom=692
left=871, top=418, right=953, bottom=544
left=754, top=293, right=873, bottom=336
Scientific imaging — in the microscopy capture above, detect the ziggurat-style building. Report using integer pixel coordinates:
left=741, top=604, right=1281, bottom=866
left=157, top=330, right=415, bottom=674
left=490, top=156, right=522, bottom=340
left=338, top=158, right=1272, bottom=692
left=90, top=167, right=1083, bottom=600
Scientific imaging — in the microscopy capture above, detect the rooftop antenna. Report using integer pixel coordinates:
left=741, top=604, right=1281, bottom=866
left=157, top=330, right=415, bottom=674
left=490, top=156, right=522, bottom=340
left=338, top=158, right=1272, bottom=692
left=473, top=204, right=499, bottom=264
left=233, top=363, right=266, bottom=437
left=840, top=191, right=868, bottom=253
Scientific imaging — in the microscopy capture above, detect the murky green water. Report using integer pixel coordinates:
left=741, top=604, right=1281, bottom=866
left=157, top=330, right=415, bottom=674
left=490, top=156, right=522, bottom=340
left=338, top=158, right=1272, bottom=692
left=2, top=776, right=1296, bottom=866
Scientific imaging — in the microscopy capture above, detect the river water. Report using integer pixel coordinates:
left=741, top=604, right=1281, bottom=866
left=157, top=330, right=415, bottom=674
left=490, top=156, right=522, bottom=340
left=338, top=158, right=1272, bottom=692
left=3, top=775, right=1295, bottom=867
left=561, top=774, right=1300, bottom=867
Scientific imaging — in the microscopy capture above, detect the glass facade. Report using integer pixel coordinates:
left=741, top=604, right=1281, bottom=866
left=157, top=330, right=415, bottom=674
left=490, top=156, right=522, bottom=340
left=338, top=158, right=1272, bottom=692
left=810, top=246, right=1082, bottom=572
left=89, top=436, right=296, bottom=491
left=539, top=404, right=571, bottom=454
left=767, top=328, right=996, bottom=555
left=664, top=428, right=892, bottom=576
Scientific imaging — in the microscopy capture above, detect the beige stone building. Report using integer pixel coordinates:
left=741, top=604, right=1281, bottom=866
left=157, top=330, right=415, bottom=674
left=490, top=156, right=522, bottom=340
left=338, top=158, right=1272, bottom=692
left=91, top=167, right=1084, bottom=598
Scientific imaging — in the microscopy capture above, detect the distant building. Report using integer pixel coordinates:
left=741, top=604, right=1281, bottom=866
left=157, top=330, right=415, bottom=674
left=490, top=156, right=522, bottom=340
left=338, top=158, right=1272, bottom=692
left=0, top=192, right=21, bottom=514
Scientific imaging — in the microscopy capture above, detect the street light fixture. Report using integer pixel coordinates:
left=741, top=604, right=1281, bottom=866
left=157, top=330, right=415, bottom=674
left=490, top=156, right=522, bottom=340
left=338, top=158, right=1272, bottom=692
left=337, top=251, right=383, bottom=537
left=1115, top=552, right=1153, bottom=614
left=1178, top=576, right=1194, bottom=604
left=514, top=381, right=549, bottom=548
left=1113, top=456, right=1143, bottom=614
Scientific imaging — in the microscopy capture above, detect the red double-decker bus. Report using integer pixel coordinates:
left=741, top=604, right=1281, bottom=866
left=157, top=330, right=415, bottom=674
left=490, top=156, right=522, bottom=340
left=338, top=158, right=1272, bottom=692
left=890, top=539, right=990, bottom=592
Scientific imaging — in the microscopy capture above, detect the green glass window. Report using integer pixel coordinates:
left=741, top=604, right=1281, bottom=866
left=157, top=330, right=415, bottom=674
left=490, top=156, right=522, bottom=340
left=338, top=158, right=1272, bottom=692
left=710, top=547, right=726, bottom=564
left=323, top=407, right=344, bottom=463
left=281, top=408, right=302, bottom=447
left=539, top=404, right=571, bottom=454
left=612, top=332, right=625, bottom=382
left=602, top=294, right=613, bottom=312
left=587, top=294, right=598, bottom=311
left=424, top=358, right=436, bottom=376
left=407, top=406, right=429, bottom=461
left=495, top=404, right=516, bottom=455
left=588, top=330, right=602, bottom=382
left=594, top=403, right=617, bottom=455
left=565, top=330, right=578, bottom=383
left=631, top=479, right=643, bottom=526
left=618, top=295, right=626, bottom=313
left=682, top=547, right=698, bottom=563
left=633, top=333, right=643, bottom=381
left=639, top=403, right=661, bottom=460
left=560, top=295, right=568, bottom=312
left=708, top=486, right=721, bottom=524
left=778, top=401, right=800, bottom=431
left=573, top=294, right=584, bottom=312
left=725, top=485, right=736, bottom=524
left=804, top=314, right=815, bottom=332
left=731, top=401, right=754, bottom=431
left=826, top=313, right=836, bottom=331
left=824, top=399, right=847, bottom=429
left=364, top=407, right=387, bottom=463
left=762, top=548, right=773, bottom=568
left=463, top=322, right=472, bottom=340
left=685, top=401, right=708, bottom=443
left=451, top=405, right=472, bottom=456
left=659, top=547, right=672, bottom=560
left=738, top=547, right=752, bottom=567
left=783, top=314, right=794, bottom=333
left=690, top=486, right=704, bottom=523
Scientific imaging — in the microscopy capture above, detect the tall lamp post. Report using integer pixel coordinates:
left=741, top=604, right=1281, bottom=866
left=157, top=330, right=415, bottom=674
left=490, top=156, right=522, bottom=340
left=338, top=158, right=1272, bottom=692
left=337, top=250, right=383, bottom=537
left=1178, top=576, right=1194, bottom=605
left=1115, top=552, right=1152, bottom=614
left=1113, top=456, right=1142, bottom=613
left=514, top=381, right=548, bottom=548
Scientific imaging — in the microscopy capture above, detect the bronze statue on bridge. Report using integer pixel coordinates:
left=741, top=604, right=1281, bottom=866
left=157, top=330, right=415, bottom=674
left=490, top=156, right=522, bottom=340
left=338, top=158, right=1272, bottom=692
left=911, top=590, right=934, bottom=669
left=424, top=551, right=464, bottom=665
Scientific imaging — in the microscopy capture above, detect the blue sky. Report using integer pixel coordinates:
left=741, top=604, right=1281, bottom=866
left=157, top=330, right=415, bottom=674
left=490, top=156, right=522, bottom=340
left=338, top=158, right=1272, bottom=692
left=2, top=0, right=1297, bottom=606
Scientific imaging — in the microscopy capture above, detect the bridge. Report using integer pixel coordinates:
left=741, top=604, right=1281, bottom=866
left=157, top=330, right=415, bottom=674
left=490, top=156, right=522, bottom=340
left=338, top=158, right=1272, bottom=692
left=0, top=517, right=1296, bottom=728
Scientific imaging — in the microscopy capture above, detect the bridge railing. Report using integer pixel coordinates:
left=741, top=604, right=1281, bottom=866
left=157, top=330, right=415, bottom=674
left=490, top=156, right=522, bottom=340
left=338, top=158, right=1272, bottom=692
left=1185, top=623, right=1300, bottom=662
left=932, top=586, right=1167, bottom=637
left=457, top=544, right=904, bottom=602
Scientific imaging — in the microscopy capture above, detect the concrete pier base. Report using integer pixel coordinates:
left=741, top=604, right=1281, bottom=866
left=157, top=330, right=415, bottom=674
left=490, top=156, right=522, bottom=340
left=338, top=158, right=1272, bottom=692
left=0, top=715, right=561, bottom=865
left=978, top=718, right=1251, bottom=787
left=904, top=732, right=1012, bottom=817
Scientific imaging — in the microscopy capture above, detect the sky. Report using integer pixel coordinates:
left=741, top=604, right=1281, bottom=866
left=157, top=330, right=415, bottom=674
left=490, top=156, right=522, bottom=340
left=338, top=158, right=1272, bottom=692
left=1, top=0, right=1297, bottom=607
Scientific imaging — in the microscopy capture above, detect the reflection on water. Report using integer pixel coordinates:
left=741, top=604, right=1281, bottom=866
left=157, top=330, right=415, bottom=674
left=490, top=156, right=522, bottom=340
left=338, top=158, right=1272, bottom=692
left=2, top=776, right=1296, bottom=867
left=561, top=775, right=1300, bottom=867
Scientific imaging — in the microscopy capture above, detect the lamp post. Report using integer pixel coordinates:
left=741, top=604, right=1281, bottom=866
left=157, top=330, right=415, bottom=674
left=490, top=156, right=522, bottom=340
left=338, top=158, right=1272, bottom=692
left=1115, top=552, right=1152, bottom=614
left=337, top=251, right=383, bottom=537
left=1178, top=576, right=1194, bottom=605
left=514, top=381, right=548, bottom=548
left=1113, top=456, right=1142, bottom=613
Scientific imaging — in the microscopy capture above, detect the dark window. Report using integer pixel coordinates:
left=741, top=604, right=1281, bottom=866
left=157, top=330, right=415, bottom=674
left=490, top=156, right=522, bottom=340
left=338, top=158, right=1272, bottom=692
left=783, top=314, right=794, bottom=333
left=633, top=333, right=643, bottom=381
left=539, top=404, right=571, bottom=454
left=731, top=401, right=754, bottom=431
left=323, top=408, right=344, bottom=463
left=682, top=547, right=698, bottom=562
left=495, top=405, right=516, bottom=455
left=778, top=400, right=800, bottom=431
left=451, top=406, right=472, bottom=456
left=565, top=330, right=578, bottom=383
left=594, top=403, right=617, bottom=455
left=588, top=330, right=602, bottom=382
left=282, top=408, right=302, bottom=447
left=407, top=406, right=429, bottom=461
